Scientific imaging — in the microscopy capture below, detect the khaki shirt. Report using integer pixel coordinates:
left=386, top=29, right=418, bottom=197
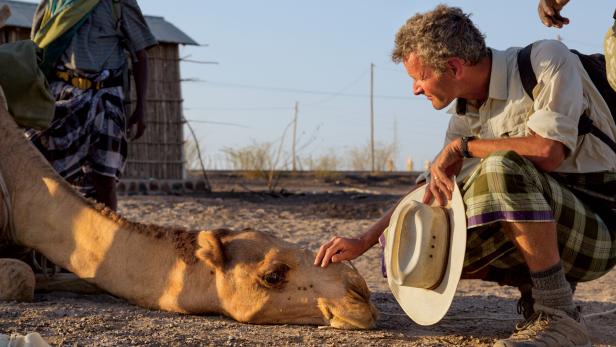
left=446, top=40, right=616, bottom=174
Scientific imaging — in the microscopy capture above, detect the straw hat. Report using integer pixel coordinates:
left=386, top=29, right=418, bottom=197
left=384, top=182, right=466, bottom=326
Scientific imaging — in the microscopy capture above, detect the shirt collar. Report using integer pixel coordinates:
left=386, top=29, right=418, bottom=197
left=450, top=47, right=508, bottom=115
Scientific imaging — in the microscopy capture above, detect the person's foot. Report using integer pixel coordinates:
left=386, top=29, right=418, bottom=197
left=494, top=304, right=591, bottom=347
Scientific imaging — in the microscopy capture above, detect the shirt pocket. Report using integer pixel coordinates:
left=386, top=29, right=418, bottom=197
left=487, top=107, right=530, bottom=138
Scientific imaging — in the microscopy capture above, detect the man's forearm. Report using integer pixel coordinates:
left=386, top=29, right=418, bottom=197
left=358, top=206, right=395, bottom=252
left=132, top=50, right=149, bottom=109
left=461, top=134, right=566, bottom=172
left=358, top=182, right=425, bottom=252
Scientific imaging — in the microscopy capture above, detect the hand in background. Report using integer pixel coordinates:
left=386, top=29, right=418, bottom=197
left=127, top=106, right=146, bottom=141
left=538, top=0, right=570, bottom=28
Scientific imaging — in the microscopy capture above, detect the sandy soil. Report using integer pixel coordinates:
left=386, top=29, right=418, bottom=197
left=1, top=174, right=615, bottom=346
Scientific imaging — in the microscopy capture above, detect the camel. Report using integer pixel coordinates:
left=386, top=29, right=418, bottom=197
left=0, top=89, right=377, bottom=329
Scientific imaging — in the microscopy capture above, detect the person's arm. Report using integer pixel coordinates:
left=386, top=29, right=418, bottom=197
left=426, top=134, right=566, bottom=206
left=314, top=183, right=424, bottom=268
left=127, top=49, right=148, bottom=140
left=538, top=0, right=570, bottom=28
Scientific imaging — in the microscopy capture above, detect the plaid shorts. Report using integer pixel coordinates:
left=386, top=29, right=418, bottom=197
left=27, top=73, right=127, bottom=195
left=462, top=151, right=616, bottom=282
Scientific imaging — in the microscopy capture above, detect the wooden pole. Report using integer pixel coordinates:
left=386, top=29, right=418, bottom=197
left=292, top=101, right=298, bottom=172
left=370, top=63, right=375, bottom=172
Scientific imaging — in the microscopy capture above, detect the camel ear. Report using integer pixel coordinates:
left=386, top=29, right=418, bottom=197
left=195, top=230, right=228, bottom=269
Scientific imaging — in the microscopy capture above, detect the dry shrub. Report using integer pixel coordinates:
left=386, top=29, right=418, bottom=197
left=222, top=141, right=273, bottom=179
left=349, top=142, right=396, bottom=171
left=302, top=150, right=341, bottom=178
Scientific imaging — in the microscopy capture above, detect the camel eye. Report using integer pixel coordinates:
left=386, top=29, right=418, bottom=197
left=262, top=264, right=289, bottom=287
left=263, top=272, right=284, bottom=285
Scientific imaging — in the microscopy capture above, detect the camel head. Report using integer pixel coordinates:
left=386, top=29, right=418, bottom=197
left=191, top=228, right=378, bottom=329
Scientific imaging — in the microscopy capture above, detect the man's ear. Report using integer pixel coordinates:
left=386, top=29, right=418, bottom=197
left=195, top=229, right=230, bottom=269
left=446, top=58, right=465, bottom=79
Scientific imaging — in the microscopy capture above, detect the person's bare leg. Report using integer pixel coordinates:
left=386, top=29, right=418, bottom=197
left=503, top=221, right=560, bottom=272
left=496, top=221, right=589, bottom=347
left=91, top=173, right=117, bottom=211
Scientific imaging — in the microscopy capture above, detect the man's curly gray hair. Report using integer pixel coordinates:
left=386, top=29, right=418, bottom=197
left=392, top=4, right=488, bottom=74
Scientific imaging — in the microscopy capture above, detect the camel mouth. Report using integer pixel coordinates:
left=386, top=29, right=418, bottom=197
left=322, top=261, right=379, bottom=329
left=318, top=298, right=378, bottom=329
left=316, top=276, right=379, bottom=330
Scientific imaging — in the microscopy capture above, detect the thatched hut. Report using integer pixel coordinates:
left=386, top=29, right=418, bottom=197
left=0, top=0, right=198, bottom=186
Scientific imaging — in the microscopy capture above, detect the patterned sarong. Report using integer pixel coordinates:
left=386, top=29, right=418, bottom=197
left=26, top=69, right=127, bottom=196
left=462, top=151, right=616, bottom=283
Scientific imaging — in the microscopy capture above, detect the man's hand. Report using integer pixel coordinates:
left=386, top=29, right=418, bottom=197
left=538, top=0, right=570, bottom=28
left=314, top=236, right=367, bottom=268
left=127, top=106, right=146, bottom=141
left=423, top=140, right=464, bottom=206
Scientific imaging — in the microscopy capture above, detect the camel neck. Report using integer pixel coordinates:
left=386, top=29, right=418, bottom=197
left=0, top=105, right=220, bottom=314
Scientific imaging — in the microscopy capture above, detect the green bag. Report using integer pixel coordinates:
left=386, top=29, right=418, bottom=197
left=0, top=40, right=55, bottom=130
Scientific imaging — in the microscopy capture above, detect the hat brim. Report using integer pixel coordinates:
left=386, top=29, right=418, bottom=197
left=385, top=183, right=466, bottom=326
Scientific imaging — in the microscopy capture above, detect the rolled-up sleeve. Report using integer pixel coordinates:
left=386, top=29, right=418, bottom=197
left=122, top=0, right=158, bottom=54
left=526, top=40, right=585, bottom=154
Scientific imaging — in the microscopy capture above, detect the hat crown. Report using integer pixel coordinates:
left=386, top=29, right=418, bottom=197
left=389, top=202, right=450, bottom=289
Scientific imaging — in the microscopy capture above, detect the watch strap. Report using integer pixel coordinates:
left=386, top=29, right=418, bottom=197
left=461, top=136, right=475, bottom=158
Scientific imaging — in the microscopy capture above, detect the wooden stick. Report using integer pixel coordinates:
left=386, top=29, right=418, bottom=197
left=0, top=5, right=11, bottom=29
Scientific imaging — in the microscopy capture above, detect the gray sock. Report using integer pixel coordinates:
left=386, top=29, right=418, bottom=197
left=530, top=261, right=577, bottom=319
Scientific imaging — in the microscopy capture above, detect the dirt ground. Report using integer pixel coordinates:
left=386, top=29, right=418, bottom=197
left=1, top=173, right=615, bottom=346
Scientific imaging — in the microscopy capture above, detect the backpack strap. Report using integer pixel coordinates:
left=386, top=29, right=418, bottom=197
left=517, top=43, right=616, bottom=152
left=517, top=44, right=536, bottom=100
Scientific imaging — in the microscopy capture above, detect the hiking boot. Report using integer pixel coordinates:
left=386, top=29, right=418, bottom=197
left=494, top=304, right=591, bottom=347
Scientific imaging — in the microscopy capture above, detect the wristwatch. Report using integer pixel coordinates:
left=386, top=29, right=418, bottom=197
left=460, top=136, right=476, bottom=158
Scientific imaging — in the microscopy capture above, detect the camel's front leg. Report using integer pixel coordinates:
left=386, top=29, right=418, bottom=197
left=0, top=258, right=35, bottom=302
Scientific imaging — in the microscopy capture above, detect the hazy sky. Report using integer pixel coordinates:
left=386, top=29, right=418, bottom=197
left=21, top=1, right=615, bottom=170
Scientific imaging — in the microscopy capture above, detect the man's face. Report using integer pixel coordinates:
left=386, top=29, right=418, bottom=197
left=403, top=54, right=456, bottom=110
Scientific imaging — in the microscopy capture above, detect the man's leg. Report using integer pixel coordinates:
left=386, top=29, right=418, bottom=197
left=458, top=151, right=614, bottom=347
left=503, top=221, right=578, bottom=318
left=91, top=173, right=117, bottom=211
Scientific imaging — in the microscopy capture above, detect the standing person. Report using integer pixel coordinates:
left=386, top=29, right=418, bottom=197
left=27, top=0, right=157, bottom=211
left=315, top=5, right=615, bottom=346
left=538, top=0, right=616, bottom=92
